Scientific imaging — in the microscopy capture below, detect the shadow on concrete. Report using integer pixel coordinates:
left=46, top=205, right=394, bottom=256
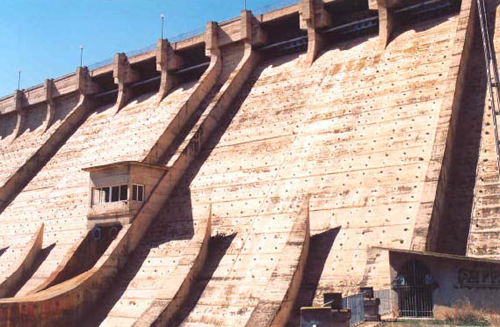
left=168, top=233, right=237, bottom=327
left=155, top=83, right=223, bottom=166
left=11, top=243, right=56, bottom=298
left=0, top=247, right=8, bottom=259
left=0, top=112, right=17, bottom=139
left=318, top=4, right=459, bottom=62
left=436, top=0, right=494, bottom=255
left=81, top=190, right=196, bottom=327
left=289, top=227, right=341, bottom=326
left=264, top=51, right=303, bottom=70
left=389, top=1, right=461, bottom=43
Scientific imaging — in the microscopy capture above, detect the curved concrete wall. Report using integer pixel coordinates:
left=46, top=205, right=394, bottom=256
left=246, top=199, right=310, bottom=327
left=132, top=211, right=212, bottom=327
left=0, top=224, right=44, bottom=298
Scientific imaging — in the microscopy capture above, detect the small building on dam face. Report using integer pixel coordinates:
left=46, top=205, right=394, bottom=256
left=84, top=161, right=167, bottom=228
left=385, top=248, right=500, bottom=318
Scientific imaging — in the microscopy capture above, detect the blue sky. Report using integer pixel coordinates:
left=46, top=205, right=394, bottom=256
left=0, top=0, right=287, bottom=97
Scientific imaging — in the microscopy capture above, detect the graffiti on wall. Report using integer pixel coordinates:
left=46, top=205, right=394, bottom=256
left=458, top=268, right=500, bottom=289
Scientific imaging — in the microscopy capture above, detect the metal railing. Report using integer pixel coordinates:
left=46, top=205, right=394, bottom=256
left=169, top=27, right=206, bottom=43
left=85, top=0, right=301, bottom=71
left=477, top=0, right=500, bottom=185
left=86, top=25, right=206, bottom=72
left=125, top=43, right=157, bottom=58
left=87, top=57, right=114, bottom=71
left=342, top=293, right=365, bottom=326
left=253, top=0, right=300, bottom=16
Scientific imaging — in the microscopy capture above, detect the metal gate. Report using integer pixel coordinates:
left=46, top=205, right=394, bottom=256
left=394, top=260, right=434, bottom=318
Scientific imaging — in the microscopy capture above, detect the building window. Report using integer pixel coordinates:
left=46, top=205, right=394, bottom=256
left=132, top=184, right=144, bottom=202
left=93, top=184, right=128, bottom=204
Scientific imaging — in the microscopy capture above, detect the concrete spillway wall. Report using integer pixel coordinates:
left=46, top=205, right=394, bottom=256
left=0, top=0, right=492, bottom=325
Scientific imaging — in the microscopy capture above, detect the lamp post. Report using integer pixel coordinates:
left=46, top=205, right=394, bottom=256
left=245, top=0, right=247, bottom=10
left=17, top=70, right=21, bottom=90
left=160, top=13, right=165, bottom=39
left=79, top=45, right=84, bottom=67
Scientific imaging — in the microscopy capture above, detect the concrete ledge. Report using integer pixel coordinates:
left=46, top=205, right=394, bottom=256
left=0, top=224, right=44, bottom=298
left=246, top=197, right=311, bottom=327
left=0, top=69, right=96, bottom=214
left=10, top=90, right=25, bottom=142
left=27, top=231, right=88, bottom=295
left=133, top=208, right=212, bottom=327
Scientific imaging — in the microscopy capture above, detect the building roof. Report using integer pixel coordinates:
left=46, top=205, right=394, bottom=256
left=82, top=161, right=169, bottom=172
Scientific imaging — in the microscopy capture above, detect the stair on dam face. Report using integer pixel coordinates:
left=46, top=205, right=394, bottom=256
left=160, top=84, right=223, bottom=167
left=0, top=82, right=199, bottom=297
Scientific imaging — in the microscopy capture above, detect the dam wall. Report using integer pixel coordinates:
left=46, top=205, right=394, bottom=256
left=0, top=0, right=496, bottom=325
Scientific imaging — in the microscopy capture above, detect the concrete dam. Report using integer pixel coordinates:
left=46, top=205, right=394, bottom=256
left=0, top=0, right=500, bottom=325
